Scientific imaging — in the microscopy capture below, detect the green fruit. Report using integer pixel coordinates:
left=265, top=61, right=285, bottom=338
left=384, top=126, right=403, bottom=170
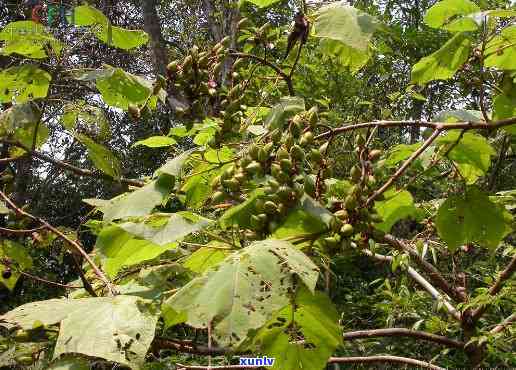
left=322, top=167, right=333, bottom=178
left=271, top=129, right=282, bottom=143
left=370, top=214, right=383, bottom=223
left=211, top=175, right=221, bottom=189
left=280, top=159, right=293, bottom=172
left=212, top=191, right=226, bottom=204
left=340, top=223, right=354, bottom=237
left=190, top=45, right=199, bottom=59
left=284, top=135, right=294, bottom=149
left=264, top=201, right=278, bottom=215
left=234, top=171, right=247, bottom=183
left=369, top=149, right=382, bottom=161
left=350, top=166, right=361, bottom=183
left=257, top=148, right=268, bottom=162
left=324, top=236, right=340, bottom=249
left=334, top=209, right=348, bottom=220
left=223, top=178, right=240, bottom=191
left=213, top=61, right=223, bottom=74
left=166, top=61, right=179, bottom=73
left=15, top=356, right=33, bottom=365
left=240, top=156, right=252, bottom=168
left=271, top=163, right=282, bottom=178
left=345, top=195, right=358, bottom=210
left=350, top=185, right=362, bottom=196
left=304, top=175, right=317, bottom=196
left=255, top=199, right=265, bottom=213
left=366, top=175, right=376, bottom=187
left=299, top=131, right=314, bottom=146
left=355, top=134, right=366, bottom=147
left=290, top=145, right=305, bottom=161
left=245, top=161, right=262, bottom=174
left=319, top=142, right=329, bottom=155
left=183, top=55, right=193, bottom=70
left=268, top=179, right=280, bottom=191
left=248, top=144, right=260, bottom=160
left=277, top=186, right=292, bottom=202
left=309, top=149, right=322, bottom=164
left=307, top=106, right=318, bottom=126
left=330, top=217, right=343, bottom=232
left=250, top=214, right=266, bottom=230
left=14, top=330, right=30, bottom=342
left=276, top=147, right=290, bottom=161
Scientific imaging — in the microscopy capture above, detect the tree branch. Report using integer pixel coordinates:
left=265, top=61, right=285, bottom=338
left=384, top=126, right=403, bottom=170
left=315, top=116, right=516, bottom=140
left=377, top=233, right=466, bottom=303
left=328, top=355, right=446, bottom=370
left=229, top=52, right=295, bottom=96
left=343, top=328, right=464, bottom=348
left=0, top=190, right=116, bottom=296
left=491, top=312, right=516, bottom=334
left=363, top=249, right=461, bottom=321
left=2, top=140, right=144, bottom=187
left=153, top=338, right=232, bottom=356
left=366, top=128, right=443, bottom=205
left=472, top=254, right=516, bottom=322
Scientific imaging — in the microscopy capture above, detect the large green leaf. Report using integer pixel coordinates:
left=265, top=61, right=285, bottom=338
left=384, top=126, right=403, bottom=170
left=155, top=148, right=197, bottom=177
left=434, top=109, right=484, bottom=123
left=0, top=21, right=62, bottom=58
left=95, top=68, right=152, bottom=110
left=485, top=25, right=516, bottom=70
left=411, top=32, right=471, bottom=84
left=133, top=136, right=177, bottom=148
left=102, top=176, right=174, bottom=222
left=384, top=143, right=421, bottom=167
left=0, top=296, right=157, bottom=368
left=264, top=97, right=305, bottom=130
left=314, top=3, right=381, bottom=52
left=436, top=130, right=496, bottom=184
left=0, top=240, right=33, bottom=291
left=493, top=90, right=516, bottom=135
left=0, top=65, right=51, bottom=103
left=76, top=134, right=121, bottom=179
left=220, top=189, right=265, bottom=229
left=62, top=101, right=110, bottom=140
left=374, top=189, right=418, bottom=232
left=164, top=239, right=319, bottom=346
left=424, top=0, right=480, bottom=32
left=96, top=225, right=178, bottom=277
left=318, top=38, right=371, bottom=73
left=183, top=243, right=231, bottom=274
left=72, top=5, right=148, bottom=50
left=182, top=163, right=230, bottom=208
left=253, top=286, right=342, bottom=370
left=436, top=187, right=512, bottom=251
left=243, top=0, right=281, bottom=7
left=119, top=212, right=212, bottom=246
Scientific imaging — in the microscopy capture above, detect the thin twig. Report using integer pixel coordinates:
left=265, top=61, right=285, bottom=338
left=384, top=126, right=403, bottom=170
left=18, top=271, right=82, bottom=289
left=0, top=226, right=46, bottom=234
left=328, top=355, right=446, bottom=370
left=343, top=328, right=464, bottom=348
left=0, top=190, right=116, bottom=296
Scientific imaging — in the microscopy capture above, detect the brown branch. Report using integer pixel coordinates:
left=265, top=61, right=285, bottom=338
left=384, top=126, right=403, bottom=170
left=377, top=233, right=466, bottom=304
left=0, top=226, right=46, bottom=234
left=315, top=116, right=516, bottom=140
left=343, top=328, right=464, bottom=349
left=328, top=355, right=446, bottom=370
left=491, top=312, right=516, bottom=334
left=363, top=249, right=461, bottom=321
left=153, top=337, right=232, bottom=356
left=0, top=190, right=116, bottom=296
left=177, top=365, right=255, bottom=370
left=0, top=156, right=24, bottom=164
left=366, top=128, right=443, bottom=205
left=472, top=254, right=516, bottom=322
left=18, top=271, right=82, bottom=289
left=2, top=140, right=144, bottom=187
left=229, top=52, right=295, bottom=96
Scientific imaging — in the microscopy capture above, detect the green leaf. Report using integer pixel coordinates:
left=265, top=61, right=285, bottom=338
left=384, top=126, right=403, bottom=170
left=0, top=296, right=157, bottom=368
left=434, top=109, right=484, bottom=123
left=0, top=103, right=39, bottom=135
left=119, top=212, right=212, bottom=246
left=164, top=239, right=318, bottom=346
left=76, top=134, right=121, bottom=179
left=0, top=65, right=51, bottom=103
left=411, top=32, right=471, bottom=84
left=220, top=189, right=265, bottom=229
left=384, top=143, right=422, bottom=167
left=133, top=136, right=177, bottom=148
left=102, top=177, right=174, bottom=222
left=253, top=286, right=342, bottom=370
left=243, top=0, right=281, bottom=7
left=155, top=148, right=197, bottom=178
left=96, top=68, right=152, bottom=110
left=424, top=0, right=480, bottom=32
left=273, top=208, right=327, bottom=239
left=437, top=131, right=496, bottom=184
left=61, top=101, right=110, bottom=140
left=264, top=97, right=305, bottom=130
left=436, top=187, right=512, bottom=251
left=0, top=21, right=62, bottom=58
left=72, top=6, right=148, bottom=50
left=96, top=225, right=178, bottom=277
left=484, top=25, right=516, bottom=70
left=318, top=39, right=371, bottom=73
left=493, top=89, right=516, bottom=135
left=183, top=244, right=231, bottom=274
left=182, top=163, right=229, bottom=208
left=374, top=189, right=418, bottom=232
left=314, top=3, right=381, bottom=52
left=0, top=240, right=33, bottom=291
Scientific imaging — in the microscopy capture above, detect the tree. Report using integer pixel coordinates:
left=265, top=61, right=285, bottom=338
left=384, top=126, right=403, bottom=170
left=0, top=0, right=515, bottom=369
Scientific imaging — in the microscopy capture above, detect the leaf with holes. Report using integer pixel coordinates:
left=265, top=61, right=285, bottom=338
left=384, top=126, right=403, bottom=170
left=164, top=239, right=319, bottom=346
left=436, top=187, right=513, bottom=251
left=424, top=0, right=480, bottom=32
left=0, top=240, right=32, bottom=291
left=76, top=134, right=121, bottom=179
left=253, top=286, right=342, bottom=370
left=0, top=21, right=62, bottom=58
left=0, top=65, right=51, bottom=103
